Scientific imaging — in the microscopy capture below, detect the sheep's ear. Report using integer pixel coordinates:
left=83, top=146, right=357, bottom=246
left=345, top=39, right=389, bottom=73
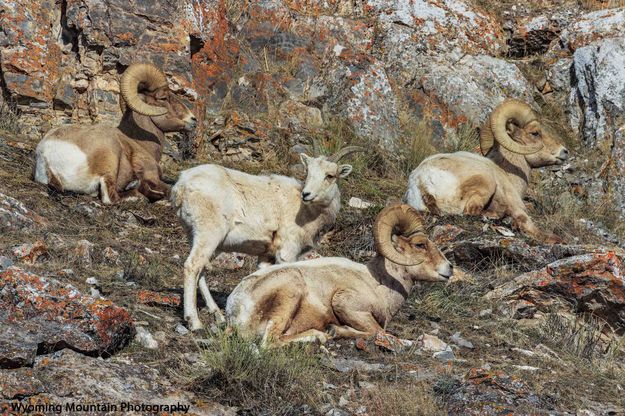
left=299, top=153, right=312, bottom=167
left=338, top=164, right=353, bottom=178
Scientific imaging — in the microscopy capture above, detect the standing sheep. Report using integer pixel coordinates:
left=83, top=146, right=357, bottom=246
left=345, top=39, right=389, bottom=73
left=171, top=146, right=363, bottom=330
left=34, top=63, right=196, bottom=203
left=405, top=99, right=569, bottom=243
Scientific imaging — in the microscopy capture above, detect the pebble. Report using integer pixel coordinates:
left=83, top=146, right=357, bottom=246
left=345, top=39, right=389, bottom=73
left=450, top=332, right=474, bottom=349
left=135, top=327, right=159, bottom=349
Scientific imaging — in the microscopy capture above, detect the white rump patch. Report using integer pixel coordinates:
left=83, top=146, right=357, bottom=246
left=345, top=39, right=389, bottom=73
left=36, top=140, right=100, bottom=194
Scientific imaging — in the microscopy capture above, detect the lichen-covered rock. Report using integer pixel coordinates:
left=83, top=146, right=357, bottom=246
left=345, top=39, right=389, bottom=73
left=487, top=251, right=625, bottom=330
left=417, top=54, right=536, bottom=135
left=560, top=7, right=625, bottom=52
left=611, top=126, right=625, bottom=215
left=0, top=268, right=134, bottom=365
left=320, top=56, right=400, bottom=147
left=368, top=0, right=503, bottom=64
left=569, top=37, right=625, bottom=146
left=0, top=349, right=234, bottom=415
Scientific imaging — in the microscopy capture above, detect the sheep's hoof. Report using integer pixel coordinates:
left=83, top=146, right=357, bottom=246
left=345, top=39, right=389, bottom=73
left=212, top=311, right=226, bottom=326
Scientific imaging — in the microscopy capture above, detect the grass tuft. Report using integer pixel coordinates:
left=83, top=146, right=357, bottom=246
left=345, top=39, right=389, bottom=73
left=190, top=328, right=325, bottom=415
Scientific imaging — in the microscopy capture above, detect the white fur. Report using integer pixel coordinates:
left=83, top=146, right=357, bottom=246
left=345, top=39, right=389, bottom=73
left=35, top=139, right=99, bottom=194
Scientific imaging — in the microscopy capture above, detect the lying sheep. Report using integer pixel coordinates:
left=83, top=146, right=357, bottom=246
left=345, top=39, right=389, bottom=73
left=405, top=99, right=569, bottom=243
left=34, top=63, right=196, bottom=204
left=171, top=146, right=363, bottom=330
left=226, top=204, right=453, bottom=346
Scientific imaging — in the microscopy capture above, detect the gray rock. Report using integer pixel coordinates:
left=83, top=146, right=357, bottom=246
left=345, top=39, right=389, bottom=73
left=326, top=357, right=386, bottom=373
left=135, top=327, right=159, bottom=350
left=433, top=347, right=456, bottom=362
left=0, top=256, right=13, bottom=271
left=450, top=332, right=474, bottom=349
left=570, top=37, right=625, bottom=146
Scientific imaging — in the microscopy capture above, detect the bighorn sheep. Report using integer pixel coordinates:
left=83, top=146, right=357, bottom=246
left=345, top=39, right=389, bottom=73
left=226, top=204, right=453, bottom=346
left=171, top=146, right=363, bottom=330
left=405, top=99, right=569, bottom=243
left=34, top=63, right=196, bottom=204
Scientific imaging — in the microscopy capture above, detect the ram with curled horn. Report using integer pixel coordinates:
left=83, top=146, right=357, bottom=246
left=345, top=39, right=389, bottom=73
left=34, top=63, right=197, bottom=204
left=225, top=204, right=453, bottom=346
left=171, top=143, right=365, bottom=330
left=405, top=99, right=569, bottom=243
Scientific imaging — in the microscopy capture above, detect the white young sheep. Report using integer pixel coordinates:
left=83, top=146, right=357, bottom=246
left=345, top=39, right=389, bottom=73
left=171, top=146, right=363, bottom=330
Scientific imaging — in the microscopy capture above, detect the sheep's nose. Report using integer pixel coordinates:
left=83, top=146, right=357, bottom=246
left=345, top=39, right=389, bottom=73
left=301, top=191, right=311, bottom=200
left=559, top=148, right=569, bottom=160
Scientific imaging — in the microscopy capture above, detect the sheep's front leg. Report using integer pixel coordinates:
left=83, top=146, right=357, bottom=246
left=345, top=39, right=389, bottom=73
left=508, top=198, right=562, bottom=244
left=275, top=240, right=302, bottom=264
left=99, top=176, right=120, bottom=205
left=133, top=158, right=170, bottom=202
left=331, top=290, right=384, bottom=338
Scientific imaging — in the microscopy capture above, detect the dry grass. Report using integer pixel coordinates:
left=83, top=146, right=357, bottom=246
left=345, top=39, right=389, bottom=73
left=0, top=99, right=20, bottom=135
left=358, top=382, right=446, bottom=416
left=189, top=329, right=325, bottom=415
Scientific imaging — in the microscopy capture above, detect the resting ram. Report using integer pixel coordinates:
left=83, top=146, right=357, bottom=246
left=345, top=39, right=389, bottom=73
left=34, top=63, right=196, bottom=204
left=226, top=204, right=453, bottom=346
left=405, top=99, right=569, bottom=243
left=171, top=146, right=363, bottom=331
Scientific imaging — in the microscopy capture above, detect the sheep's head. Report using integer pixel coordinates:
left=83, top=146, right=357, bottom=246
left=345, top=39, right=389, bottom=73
left=373, top=204, right=452, bottom=282
left=480, top=99, right=569, bottom=167
left=120, top=63, right=197, bottom=133
left=299, top=146, right=363, bottom=205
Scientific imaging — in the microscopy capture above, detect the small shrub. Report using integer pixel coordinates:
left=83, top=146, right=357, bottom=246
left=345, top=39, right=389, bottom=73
left=191, top=329, right=324, bottom=415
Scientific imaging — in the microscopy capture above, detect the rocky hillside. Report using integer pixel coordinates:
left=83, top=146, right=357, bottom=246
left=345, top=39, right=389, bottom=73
left=1, top=0, right=625, bottom=415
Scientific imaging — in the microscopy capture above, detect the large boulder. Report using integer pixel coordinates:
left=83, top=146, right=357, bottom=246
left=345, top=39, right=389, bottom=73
left=0, top=268, right=134, bottom=368
left=487, top=251, right=625, bottom=330
left=559, top=7, right=625, bottom=52
left=569, top=37, right=625, bottom=146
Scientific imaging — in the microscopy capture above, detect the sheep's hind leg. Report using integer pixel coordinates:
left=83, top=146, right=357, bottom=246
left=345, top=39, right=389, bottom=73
left=461, top=176, right=495, bottom=216
left=198, top=275, right=225, bottom=324
left=183, top=232, right=222, bottom=331
left=99, top=176, right=120, bottom=205
left=274, top=329, right=330, bottom=346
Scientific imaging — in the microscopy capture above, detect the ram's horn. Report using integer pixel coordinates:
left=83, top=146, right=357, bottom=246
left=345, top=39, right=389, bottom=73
left=120, top=63, right=169, bottom=117
left=490, top=99, right=543, bottom=155
left=373, top=204, right=425, bottom=266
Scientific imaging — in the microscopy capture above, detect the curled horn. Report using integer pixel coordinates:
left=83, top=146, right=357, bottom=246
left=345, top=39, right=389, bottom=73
left=373, top=204, right=425, bottom=266
left=328, top=146, right=366, bottom=162
left=120, top=63, right=169, bottom=117
left=489, top=99, right=543, bottom=155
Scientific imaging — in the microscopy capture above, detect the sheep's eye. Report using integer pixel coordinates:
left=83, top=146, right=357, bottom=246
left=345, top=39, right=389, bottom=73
left=413, top=243, right=426, bottom=249
left=326, top=174, right=335, bottom=180
left=531, top=131, right=540, bottom=138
